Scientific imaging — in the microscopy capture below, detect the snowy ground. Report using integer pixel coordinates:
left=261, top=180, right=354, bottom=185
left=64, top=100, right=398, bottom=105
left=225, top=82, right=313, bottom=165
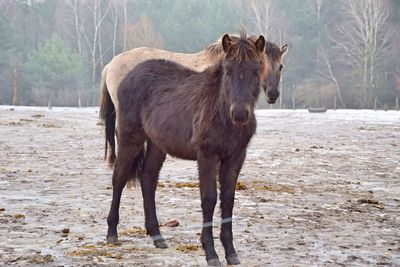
left=0, top=106, right=399, bottom=266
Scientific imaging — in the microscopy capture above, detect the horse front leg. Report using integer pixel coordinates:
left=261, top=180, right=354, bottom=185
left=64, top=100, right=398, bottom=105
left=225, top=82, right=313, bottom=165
left=218, top=150, right=246, bottom=265
left=139, top=142, right=167, bottom=248
left=197, top=152, right=221, bottom=266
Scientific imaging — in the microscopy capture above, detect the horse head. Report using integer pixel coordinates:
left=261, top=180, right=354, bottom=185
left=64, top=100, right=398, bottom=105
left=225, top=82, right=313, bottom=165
left=221, top=31, right=266, bottom=126
left=262, top=42, right=288, bottom=104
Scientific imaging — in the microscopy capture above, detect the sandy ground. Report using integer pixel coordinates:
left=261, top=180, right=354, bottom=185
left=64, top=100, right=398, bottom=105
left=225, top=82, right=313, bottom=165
left=0, top=106, right=399, bottom=267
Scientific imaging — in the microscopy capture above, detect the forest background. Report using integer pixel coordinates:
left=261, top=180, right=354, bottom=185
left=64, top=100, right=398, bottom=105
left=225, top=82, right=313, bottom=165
left=0, top=0, right=399, bottom=109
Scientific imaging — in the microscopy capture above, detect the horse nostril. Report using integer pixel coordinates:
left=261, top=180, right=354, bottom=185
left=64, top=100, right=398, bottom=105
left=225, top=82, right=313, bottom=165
left=230, top=106, right=250, bottom=125
left=244, top=109, right=250, bottom=121
left=267, top=91, right=280, bottom=103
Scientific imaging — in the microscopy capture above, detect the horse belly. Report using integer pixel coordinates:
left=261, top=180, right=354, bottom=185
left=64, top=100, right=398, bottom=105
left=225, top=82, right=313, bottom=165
left=160, top=142, right=197, bottom=161
left=142, top=110, right=197, bottom=161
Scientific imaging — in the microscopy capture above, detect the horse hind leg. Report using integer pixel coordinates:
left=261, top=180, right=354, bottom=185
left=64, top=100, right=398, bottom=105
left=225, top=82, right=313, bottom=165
left=139, top=142, right=168, bottom=248
left=106, top=139, right=145, bottom=243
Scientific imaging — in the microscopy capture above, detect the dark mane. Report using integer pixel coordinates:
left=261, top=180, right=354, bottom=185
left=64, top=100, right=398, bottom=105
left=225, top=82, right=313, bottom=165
left=204, top=41, right=224, bottom=56
left=265, top=41, right=281, bottom=62
left=204, top=31, right=261, bottom=63
left=203, top=35, right=240, bottom=57
left=204, top=34, right=282, bottom=64
left=226, top=30, right=261, bottom=63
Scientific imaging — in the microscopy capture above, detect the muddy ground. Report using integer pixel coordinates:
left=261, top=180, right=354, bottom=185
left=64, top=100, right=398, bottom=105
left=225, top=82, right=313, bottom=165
left=0, top=106, right=399, bottom=266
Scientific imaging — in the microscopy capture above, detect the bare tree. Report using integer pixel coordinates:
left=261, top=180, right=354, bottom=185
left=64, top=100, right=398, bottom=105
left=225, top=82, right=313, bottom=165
left=126, top=16, right=164, bottom=49
left=109, top=0, right=135, bottom=54
left=122, top=0, right=128, bottom=51
left=247, top=0, right=277, bottom=38
left=12, top=67, right=19, bottom=105
left=0, top=0, right=13, bottom=13
left=231, top=0, right=279, bottom=38
left=72, top=0, right=83, bottom=56
left=110, top=0, right=123, bottom=57
left=81, top=0, right=111, bottom=89
left=307, top=0, right=326, bottom=57
left=395, top=69, right=400, bottom=97
left=98, top=1, right=111, bottom=70
left=307, top=0, right=326, bottom=32
left=332, top=0, right=392, bottom=108
left=316, top=48, right=345, bottom=108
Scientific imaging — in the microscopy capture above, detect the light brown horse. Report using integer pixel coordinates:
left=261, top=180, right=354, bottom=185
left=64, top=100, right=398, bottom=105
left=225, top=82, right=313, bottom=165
left=100, top=37, right=288, bottom=115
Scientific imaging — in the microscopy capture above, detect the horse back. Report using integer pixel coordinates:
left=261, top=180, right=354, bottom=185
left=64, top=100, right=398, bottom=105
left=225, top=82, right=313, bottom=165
left=117, top=59, right=207, bottom=160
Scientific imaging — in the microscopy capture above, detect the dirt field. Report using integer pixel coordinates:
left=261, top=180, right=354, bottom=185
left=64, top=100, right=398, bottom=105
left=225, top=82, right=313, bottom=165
left=0, top=106, right=399, bottom=266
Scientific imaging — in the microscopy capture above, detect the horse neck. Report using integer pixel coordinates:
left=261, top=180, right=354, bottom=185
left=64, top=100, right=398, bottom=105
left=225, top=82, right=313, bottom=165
left=198, top=61, right=232, bottom=122
left=199, top=61, right=223, bottom=93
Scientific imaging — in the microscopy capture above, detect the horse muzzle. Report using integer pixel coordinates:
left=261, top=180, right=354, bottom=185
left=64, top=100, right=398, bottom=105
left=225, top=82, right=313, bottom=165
left=267, top=90, right=279, bottom=104
left=230, top=104, right=250, bottom=126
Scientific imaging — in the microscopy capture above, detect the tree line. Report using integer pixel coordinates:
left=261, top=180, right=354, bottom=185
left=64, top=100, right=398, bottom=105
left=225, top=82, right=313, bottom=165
left=0, top=0, right=399, bottom=108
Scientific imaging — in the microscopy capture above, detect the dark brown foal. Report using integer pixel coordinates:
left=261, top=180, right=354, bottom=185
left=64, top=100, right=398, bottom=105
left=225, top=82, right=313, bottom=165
left=102, top=31, right=266, bottom=266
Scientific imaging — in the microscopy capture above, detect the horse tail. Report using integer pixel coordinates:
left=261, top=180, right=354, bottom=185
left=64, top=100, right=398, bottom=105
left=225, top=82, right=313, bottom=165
left=99, top=65, right=116, bottom=167
left=99, top=64, right=109, bottom=123
left=127, top=145, right=146, bottom=187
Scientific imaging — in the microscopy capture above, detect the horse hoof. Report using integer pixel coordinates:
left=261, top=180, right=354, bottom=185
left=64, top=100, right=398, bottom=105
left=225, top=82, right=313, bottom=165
left=106, top=235, right=118, bottom=244
left=154, top=239, right=168, bottom=249
left=207, top=258, right=222, bottom=266
left=226, top=254, right=241, bottom=265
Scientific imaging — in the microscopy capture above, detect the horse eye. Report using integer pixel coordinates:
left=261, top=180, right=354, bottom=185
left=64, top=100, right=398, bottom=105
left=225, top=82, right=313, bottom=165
left=279, top=64, right=283, bottom=71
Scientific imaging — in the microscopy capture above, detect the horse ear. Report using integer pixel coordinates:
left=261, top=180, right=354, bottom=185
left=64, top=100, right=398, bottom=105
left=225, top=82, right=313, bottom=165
left=255, top=35, right=265, bottom=53
left=281, top=44, right=288, bottom=56
left=222, top=34, right=232, bottom=53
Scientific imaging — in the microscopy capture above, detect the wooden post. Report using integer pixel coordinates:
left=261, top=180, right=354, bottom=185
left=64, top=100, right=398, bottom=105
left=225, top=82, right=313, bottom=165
left=334, top=96, right=337, bottom=111
left=279, top=80, right=283, bottom=109
left=12, top=67, right=19, bottom=105
left=292, top=94, right=295, bottom=110
left=78, top=90, right=82, bottom=108
left=396, top=96, right=399, bottom=111
left=279, top=26, right=283, bottom=110
left=292, top=83, right=295, bottom=110
left=374, top=97, right=377, bottom=111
